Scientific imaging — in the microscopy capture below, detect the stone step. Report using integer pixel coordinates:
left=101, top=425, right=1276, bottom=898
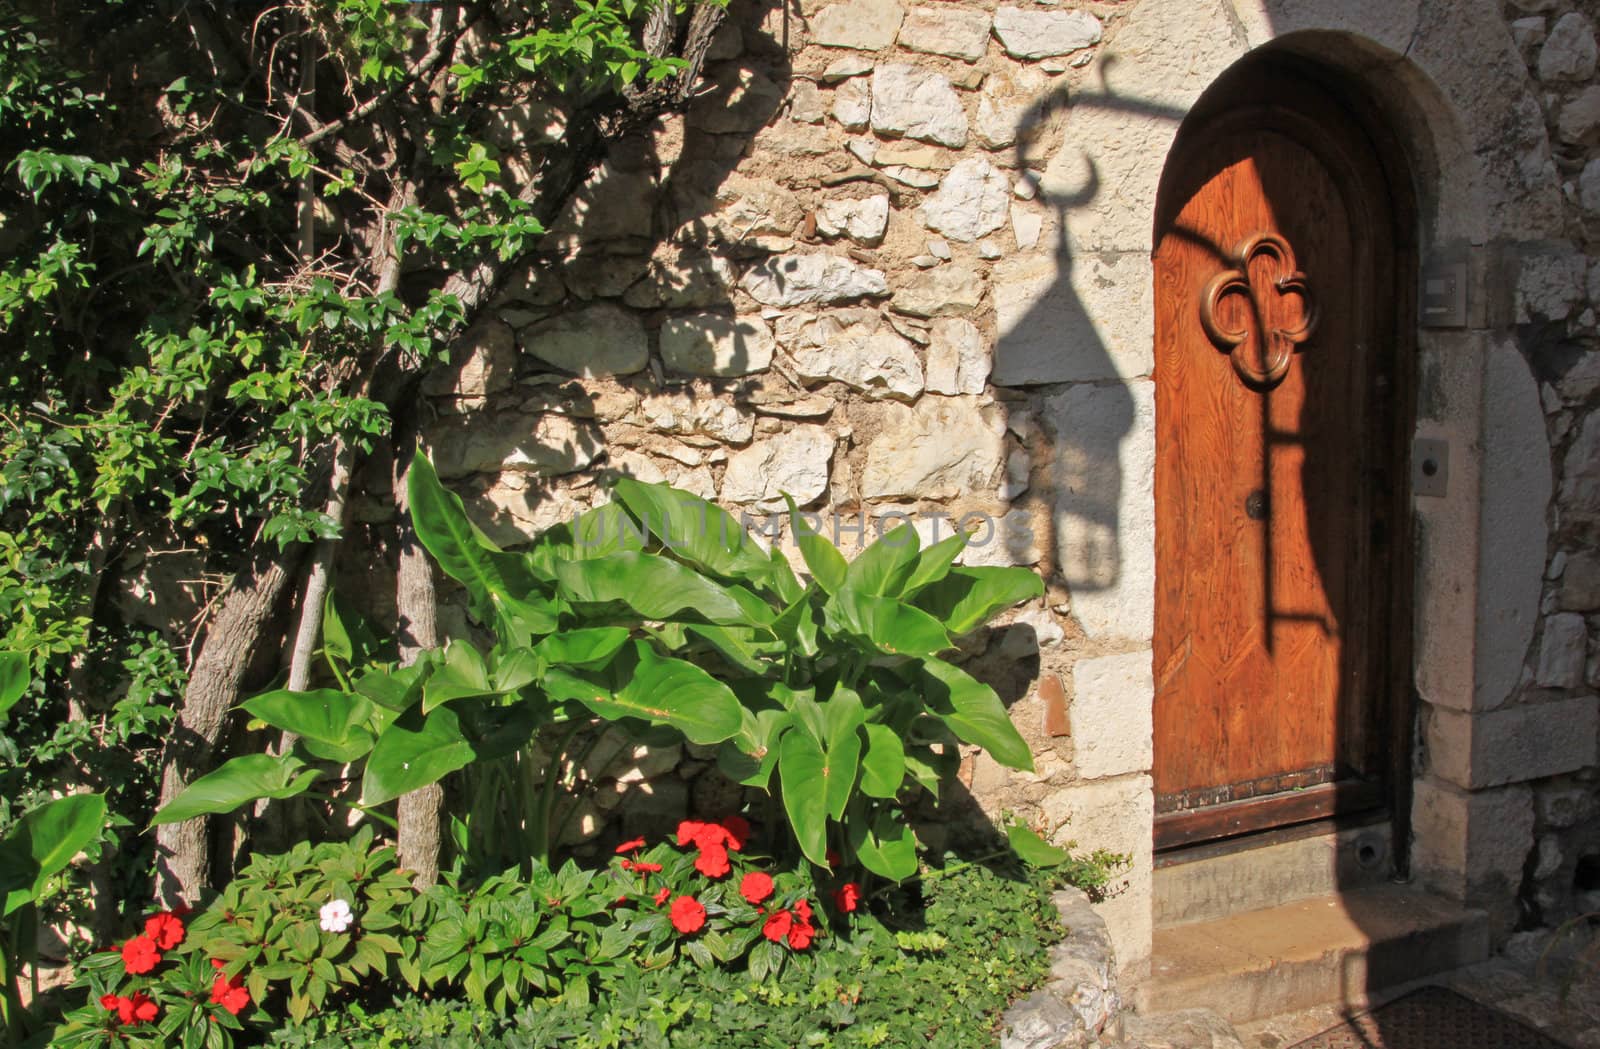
left=1134, top=884, right=1489, bottom=1025
left=1155, top=822, right=1394, bottom=927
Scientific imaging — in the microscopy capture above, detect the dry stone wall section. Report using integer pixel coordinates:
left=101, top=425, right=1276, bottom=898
left=409, top=0, right=1145, bottom=886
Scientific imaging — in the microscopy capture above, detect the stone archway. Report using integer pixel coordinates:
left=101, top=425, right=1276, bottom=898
left=1024, top=0, right=1567, bottom=979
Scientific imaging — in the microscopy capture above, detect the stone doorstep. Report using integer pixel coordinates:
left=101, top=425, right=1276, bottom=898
left=1132, top=884, right=1490, bottom=1026
left=1153, top=823, right=1393, bottom=929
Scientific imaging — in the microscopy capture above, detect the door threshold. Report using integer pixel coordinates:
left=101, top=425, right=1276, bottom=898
left=1155, top=779, right=1385, bottom=852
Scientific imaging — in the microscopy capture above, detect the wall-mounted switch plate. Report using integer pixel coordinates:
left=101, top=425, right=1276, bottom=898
left=1413, top=437, right=1449, bottom=498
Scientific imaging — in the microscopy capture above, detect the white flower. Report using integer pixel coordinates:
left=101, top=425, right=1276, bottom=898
left=319, top=898, right=354, bottom=933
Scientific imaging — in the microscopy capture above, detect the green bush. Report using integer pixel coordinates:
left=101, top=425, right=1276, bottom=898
left=268, top=851, right=1081, bottom=1049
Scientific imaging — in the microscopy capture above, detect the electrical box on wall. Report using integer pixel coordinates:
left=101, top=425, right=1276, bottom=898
left=1420, top=263, right=1468, bottom=328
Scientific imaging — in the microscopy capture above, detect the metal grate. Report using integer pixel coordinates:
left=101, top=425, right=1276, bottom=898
left=1289, top=986, right=1573, bottom=1049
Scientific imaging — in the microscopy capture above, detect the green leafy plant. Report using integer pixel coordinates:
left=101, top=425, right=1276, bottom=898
left=157, top=463, right=1043, bottom=884
left=0, top=650, right=105, bottom=1042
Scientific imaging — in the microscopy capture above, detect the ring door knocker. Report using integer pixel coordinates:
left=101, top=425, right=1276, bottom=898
left=1198, top=232, right=1319, bottom=391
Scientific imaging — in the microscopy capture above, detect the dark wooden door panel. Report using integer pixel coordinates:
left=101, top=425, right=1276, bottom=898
left=1152, top=68, right=1401, bottom=846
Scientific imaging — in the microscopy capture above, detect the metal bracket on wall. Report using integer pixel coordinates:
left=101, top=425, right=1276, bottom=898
left=1413, top=438, right=1449, bottom=498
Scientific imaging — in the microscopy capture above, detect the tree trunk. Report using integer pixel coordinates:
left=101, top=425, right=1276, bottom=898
left=391, top=424, right=443, bottom=887
left=153, top=542, right=300, bottom=905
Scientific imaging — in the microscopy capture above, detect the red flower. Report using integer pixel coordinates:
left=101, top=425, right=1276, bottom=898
left=762, top=909, right=793, bottom=942
left=99, top=994, right=120, bottom=1012
left=619, top=858, right=634, bottom=870
left=787, top=920, right=815, bottom=950
left=794, top=898, right=813, bottom=923
left=720, top=815, right=751, bottom=851
left=210, top=970, right=251, bottom=1016
left=740, top=871, right=774, bottom=904
left=633, top=860, right=663, bottom=875
left=615, top=837, right=646, bottom=854
left=834, top=882, right=861, bottom=913
left=107, top=992, right=158, bottom=1025
left=669, top=895, right=706, bottom=934
left=694, top=840, right=731, bottom=878
left=654, top=886, right=671, bottom=905
left=144, top=911, right=185, bottom=951
left=120, top=934, right=161, bottom=975
left=677, top=819, right=715, bottom=848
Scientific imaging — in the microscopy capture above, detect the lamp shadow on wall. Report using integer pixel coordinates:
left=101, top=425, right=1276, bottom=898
left=993, top=74, right=1186, bottom=619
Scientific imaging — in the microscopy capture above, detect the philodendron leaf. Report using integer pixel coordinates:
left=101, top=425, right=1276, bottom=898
left=0, top=794, right=106, bottom=916
left=543, top=641, right=742, bottom=745
left=0, top=650, right=28, bottom=721
left=912, top=566, right=1044, bottom=636
left=408, top=452, right=536, bottom=608
left=777, top=729, right=830, bottom=868
left=826, top=589, right=950, bottom=657
left=901, top=532, right=968, bottom=596
left=1005, top=820, right=1070, bottom=867
left=554, top=552, right=769, bottom=626
left=918, top=657, right=1034, bottom=772
left=859, top=723, right=906, bottom=799
left=241, top=688, right=377, bottom=763
left=362, top=706, right=476, bottom=806
left=843, top=519, right=921, bottom=598
left=534, top=627, right=631, bottom=668
left=784, top=495, right=846, bottom=595
left=525, top=502, right=645, bottom=577
left=154, top=755, right=320, bottom=825
left=720, top=706, right=793, bottom=788
left=849, top=804, right=918, bottom=882
left=822, top=688, right=866, bottom=821
left=612, top=478, right=774, bottom=584
left=421, top=640, right=499, bottom=713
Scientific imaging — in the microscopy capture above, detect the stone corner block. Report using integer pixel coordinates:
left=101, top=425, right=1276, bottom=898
left=1411, top=777, right=1533, bottom=908
left=1425, top=695, right=1599, bottom=790
left=1070, top=650, right=1154, bottom=780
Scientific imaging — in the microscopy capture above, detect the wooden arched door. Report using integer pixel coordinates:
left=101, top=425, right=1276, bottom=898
left=1152, top=61, right=1412, bottom=852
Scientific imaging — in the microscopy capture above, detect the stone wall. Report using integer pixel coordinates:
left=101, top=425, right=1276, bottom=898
left=404, top=0, right=1158, bottom=963
left=1472, top=0, right=1600, bottom=928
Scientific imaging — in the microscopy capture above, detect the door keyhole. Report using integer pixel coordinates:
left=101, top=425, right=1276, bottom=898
left=1245, top=490, right=1268, bottom=521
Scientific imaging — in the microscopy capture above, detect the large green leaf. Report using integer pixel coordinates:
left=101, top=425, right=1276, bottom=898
left=777, top=729, right=829, bottom=867
left=859, top=723, right=906, bottom=799
left=0, top=794, right=106, bottom=916
left=918, top=657, right=1033, bottom=772
left=154, top=755, right=320, bottom=825
left=554, top=552, right=768, bottom=626
left=826, top=589, right=950, bottom=657
left=848, top=803, right=918, bottom=882
left=242, top=688, right=377, bottom=763
left=912, top=566, right=1044, bottom=635
left=421, top=640, right=499, bottom=713
left=901, top=532, right=967, bottom=596
left=321, top=589, right=384, bottom=671
left=822, top=688, right=865, bottom=821
left=844, top=520, right=921, bottom=597
left=543, top=641, right=742, bottom=745
left=0, top=650, right=28, bottom=721
left=1005, top=820, right=1070, bottom=867
left=362, top=706, right=476, bottom=806
left=721, top=705, right=792, bottom=787
left=408, top=452, right=537, bottom=608
left=784, top=495, right=846, bottom=595
left=613, top=478, right=774, bottom=584
left=526, top=502, right=646, bottom=577
left=534, top=627, right=631, bottom=668
left=354, top=660, right=431, bottom=712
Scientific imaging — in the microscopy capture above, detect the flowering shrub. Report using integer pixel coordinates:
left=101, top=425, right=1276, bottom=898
left=50, top=908, right=259, bottom=1049
left=266, top=847, right=1081, bottom=1049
